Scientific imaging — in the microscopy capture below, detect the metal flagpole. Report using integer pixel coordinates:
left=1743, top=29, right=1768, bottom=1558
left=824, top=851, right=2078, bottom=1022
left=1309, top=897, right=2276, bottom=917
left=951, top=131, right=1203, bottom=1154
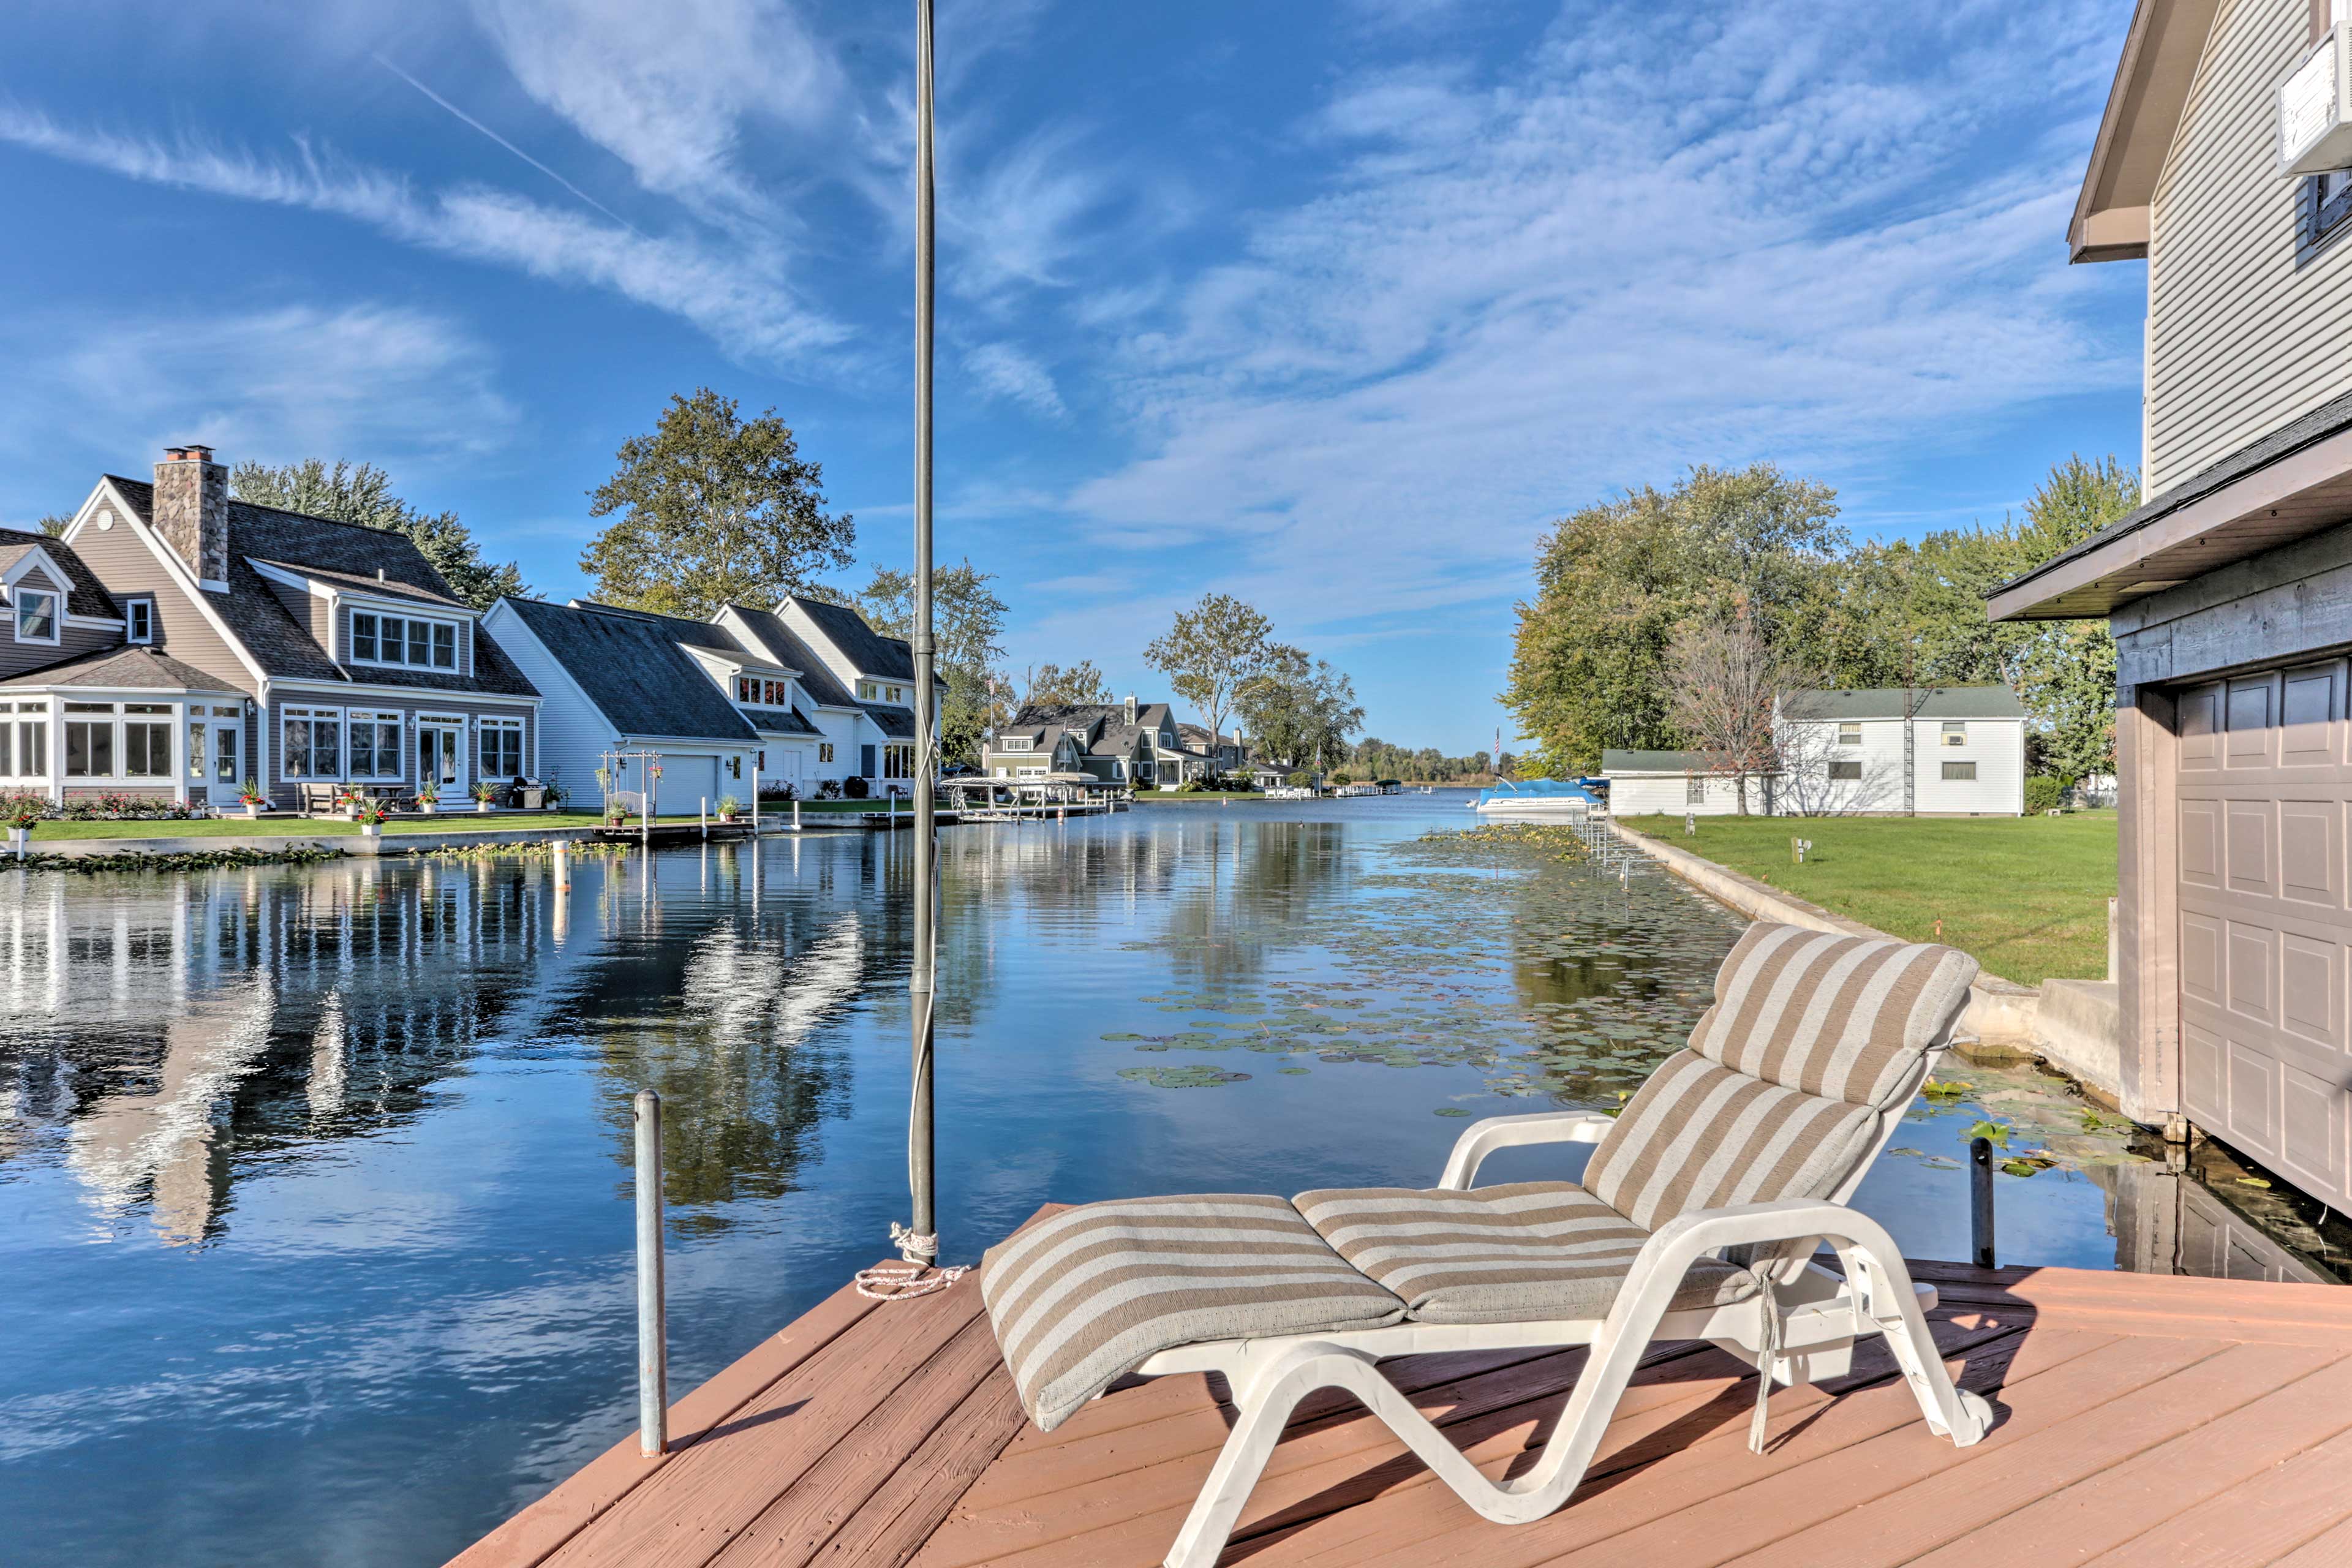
left=904, top=0, right=940, bottom=1265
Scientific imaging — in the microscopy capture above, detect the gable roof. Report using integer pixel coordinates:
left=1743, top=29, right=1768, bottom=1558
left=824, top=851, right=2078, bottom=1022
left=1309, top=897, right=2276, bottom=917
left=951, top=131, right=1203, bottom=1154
left=0, top=643, right=241, bottom=692
left=742, top=706, right=820, bottom=736
left=0, top=529, right=118, bottom=619
left=1003, top=701, right=1174, bottom=757
left=499, top=597, right=759, bottom=742
left=2068, top=0, right=2224, bottom=262
left=1782, top=687, right=2027, bottom=721
left=249, top=558, right=467, bottom=609
left=1600, top=749, right=1708, bottom=774
left=723, top=603, right=858, bottom=708
left=105, top=477, right=536, bottom=696
left=785, top=594, right=915, bottom=680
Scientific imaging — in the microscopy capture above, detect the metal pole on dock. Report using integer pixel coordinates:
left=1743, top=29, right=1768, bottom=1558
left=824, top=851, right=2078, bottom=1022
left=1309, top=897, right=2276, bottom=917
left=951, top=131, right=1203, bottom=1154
left=1970, top=1136, right=1997, bottom=1270
left=902, top=0, right=940, bottom=1267
left=700, top=797, right=707, bottom=841
left=635, top=1089, right=668, bottom=1456
left=793, top=798, right=802, bottom=833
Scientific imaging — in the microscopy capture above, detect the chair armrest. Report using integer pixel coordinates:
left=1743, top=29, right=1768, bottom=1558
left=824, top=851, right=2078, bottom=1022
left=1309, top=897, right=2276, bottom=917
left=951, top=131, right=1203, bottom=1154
left=1438, top=1110, right=1618, bottom=1190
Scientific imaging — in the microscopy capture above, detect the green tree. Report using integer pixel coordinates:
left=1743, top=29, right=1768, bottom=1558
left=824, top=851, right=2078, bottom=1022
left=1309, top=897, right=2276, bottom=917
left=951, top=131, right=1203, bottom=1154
left=1236, top=645, right=1365, bottom=770
left=1024, top=660, right=1112, bottom=708
left=37, top=514, right=69, bottom=538
left=852, top=558, right=1008, bottom=767
left=1504, top=464, right=1844, bottom=773
left=230, top=459, right=528, bottom=608
left=1144, top=593, right=1275, bottom=746
left=581, top=388, right=855, bottom=620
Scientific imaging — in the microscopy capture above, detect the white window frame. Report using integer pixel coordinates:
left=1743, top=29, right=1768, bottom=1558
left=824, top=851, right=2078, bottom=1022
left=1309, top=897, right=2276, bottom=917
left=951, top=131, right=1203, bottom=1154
left=1686, top=775, right=1706, bottom=805
left=1828, top=759, right=1863, bottom=782
left=14, top=584, right=60, bottom=646
left=1836, top=722, right=1862, bottom=747
left=62, top=701, right=117, bottom=778
left=349, top=609, right=461, bottom=671
left=1000, top=736, right=1032, bottom=752
left=478, top=716, right=525, bottom=781
left=818, top=742, right=834, bottom=764
left=280, top=704, right=346, bottom=781
left=121, top=704, right=173, bottom=779
left=1940, top=721, right=1968, bottom=747
left=1942, top=760, right=1978, bottom=782
left=126, top=598, right=154, bottom=644
left=346, top=710, right=404, bottom=781
left=1, top=701, right=51, bottom=778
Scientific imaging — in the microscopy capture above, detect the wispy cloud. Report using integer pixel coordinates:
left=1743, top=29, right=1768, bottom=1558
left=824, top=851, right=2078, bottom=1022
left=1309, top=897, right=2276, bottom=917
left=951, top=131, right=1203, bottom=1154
left=371, top=51, right=639, bottom=231
left=964, top=342, right=1066, bottom=419
left=0, top=105, right=847, bottom=366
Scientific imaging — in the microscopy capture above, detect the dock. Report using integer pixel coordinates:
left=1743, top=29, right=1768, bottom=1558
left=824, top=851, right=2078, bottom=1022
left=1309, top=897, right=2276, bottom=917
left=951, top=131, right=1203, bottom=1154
left=448, top=1208, right=2352, bottom=1568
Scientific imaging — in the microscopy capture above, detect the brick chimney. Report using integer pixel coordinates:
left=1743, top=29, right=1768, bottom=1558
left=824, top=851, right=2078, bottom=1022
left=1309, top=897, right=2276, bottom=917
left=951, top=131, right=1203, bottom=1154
left=154, top=445, right=228, bottom=587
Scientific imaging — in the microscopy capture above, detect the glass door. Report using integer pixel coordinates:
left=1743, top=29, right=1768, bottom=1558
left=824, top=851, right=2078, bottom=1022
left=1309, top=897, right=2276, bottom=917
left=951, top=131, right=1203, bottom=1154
left=418, top=723, right=464, bottom=796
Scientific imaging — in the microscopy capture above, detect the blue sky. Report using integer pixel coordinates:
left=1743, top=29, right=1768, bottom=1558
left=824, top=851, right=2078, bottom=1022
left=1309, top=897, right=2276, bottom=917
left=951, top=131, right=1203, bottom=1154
left=0, top=0, right=2144, bottom=755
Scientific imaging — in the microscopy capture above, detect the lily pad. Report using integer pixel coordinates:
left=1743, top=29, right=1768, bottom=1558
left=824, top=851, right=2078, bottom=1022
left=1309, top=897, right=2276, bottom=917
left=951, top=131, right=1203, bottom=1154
left=1118, top=1065, right=1252, bottom=1089
left=1434, top=1107, right=1475, bottom=1117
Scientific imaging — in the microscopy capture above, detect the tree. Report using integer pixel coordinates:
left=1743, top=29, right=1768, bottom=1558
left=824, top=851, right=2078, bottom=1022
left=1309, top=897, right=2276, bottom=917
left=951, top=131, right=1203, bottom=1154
left=581, top=388, right=855, bottom=620
left=851, top=558, right=1008, bottom=767
left=1237, top=645, right=1365, bottom=770
left=1664, top=606, right=1798, bottom=815
left=230, top=459, right=528, bottom=608
left=1024, top=661, right=1112, bottom=708
left=1144, top=593, right=1275, bottom=746
left=37, top=514, right=69, bottom=538
left=1504, top=464, right=1843, bottom=774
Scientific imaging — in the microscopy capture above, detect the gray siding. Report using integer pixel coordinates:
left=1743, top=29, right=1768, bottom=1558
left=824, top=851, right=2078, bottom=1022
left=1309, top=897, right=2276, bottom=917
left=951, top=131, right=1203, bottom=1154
left=263, top=685, right=534, bottom=806
left=2116, top=516, right=2352, bottom=694
left=62, top=516, right=255, bottom=694
left=2, top=564, right=117, bottom=678
left=333, top=602, right=475, bottom=677
left=2147, top=0, right=2352, bottom=491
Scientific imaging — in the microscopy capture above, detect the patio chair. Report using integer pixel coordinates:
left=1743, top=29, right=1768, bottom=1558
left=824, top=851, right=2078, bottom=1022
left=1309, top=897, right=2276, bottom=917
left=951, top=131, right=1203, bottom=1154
left=980, top=922, right=1992, bottom=1568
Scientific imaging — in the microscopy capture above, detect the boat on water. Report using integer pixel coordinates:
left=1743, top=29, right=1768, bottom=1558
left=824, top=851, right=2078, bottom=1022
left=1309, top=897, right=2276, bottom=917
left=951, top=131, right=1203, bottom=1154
left=1471, top=777, right=1600, bottom=817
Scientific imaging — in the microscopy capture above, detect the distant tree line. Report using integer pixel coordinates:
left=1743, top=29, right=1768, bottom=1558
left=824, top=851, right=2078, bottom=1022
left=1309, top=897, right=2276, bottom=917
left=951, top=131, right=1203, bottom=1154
left=1503, top=457, right=2133, bottom=783
left=1344, top=738, right=1516, bottom=782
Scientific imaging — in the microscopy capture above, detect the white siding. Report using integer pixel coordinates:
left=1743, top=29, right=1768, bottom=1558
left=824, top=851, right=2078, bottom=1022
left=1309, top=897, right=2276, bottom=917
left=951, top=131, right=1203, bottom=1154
left=2146, top=0, right=2352, bottom=491
left=1605, top=774, right=1761, bottom=816
left=1910, top=718, right=2025, bottom=815
left=481, top=601, right=613, bottom=809
left=1776, top=717, right=2024, bottom=815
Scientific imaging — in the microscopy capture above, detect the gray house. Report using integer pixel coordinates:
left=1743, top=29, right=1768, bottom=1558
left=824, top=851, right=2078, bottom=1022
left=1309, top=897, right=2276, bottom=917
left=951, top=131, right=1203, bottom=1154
left=1996, top=0, right=2352, bottom=1211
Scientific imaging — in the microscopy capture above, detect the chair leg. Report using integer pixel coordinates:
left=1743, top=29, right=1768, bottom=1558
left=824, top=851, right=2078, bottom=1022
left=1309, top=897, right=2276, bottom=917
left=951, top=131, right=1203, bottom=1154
left=1835, top=1243, right=1991, bottom=1447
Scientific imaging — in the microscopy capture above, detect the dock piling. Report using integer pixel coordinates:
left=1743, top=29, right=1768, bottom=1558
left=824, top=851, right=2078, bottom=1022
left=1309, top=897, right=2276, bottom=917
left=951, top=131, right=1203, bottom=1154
left=700, top=798, right=707, bottom=841
left=1969, top=1136, right=1996, bottom=1269
left=553, top=839, right=570, bottom=892
left=635, top=1089, right=669, bottom=1457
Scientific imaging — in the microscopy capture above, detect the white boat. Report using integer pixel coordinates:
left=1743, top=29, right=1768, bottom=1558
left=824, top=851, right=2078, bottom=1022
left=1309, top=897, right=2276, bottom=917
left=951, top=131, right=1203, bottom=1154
left=1472, top=778, right=1597, bottom=818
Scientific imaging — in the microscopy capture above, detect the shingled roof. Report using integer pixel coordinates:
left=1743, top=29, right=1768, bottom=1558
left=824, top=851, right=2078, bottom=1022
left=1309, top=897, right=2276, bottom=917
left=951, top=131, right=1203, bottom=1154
left=722, top=603, right=858, bottom=708
left=1781, top=686, right=2027, bottom=722
left=0, top=528, right=118, bottom=619
left=499, top=598, right=759, bottom=742
left=785, top=594, right=915, bottom=680
left=104, top=477, right=537, bottom=696
left=0, top=643, right=241, bottom=692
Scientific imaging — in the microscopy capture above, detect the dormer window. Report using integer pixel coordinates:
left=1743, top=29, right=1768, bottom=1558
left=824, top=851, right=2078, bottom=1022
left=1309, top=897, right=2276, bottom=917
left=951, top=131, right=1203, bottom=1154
left=351, top=611, right=458, bottom=670
left=1001, top=736, right=1031, bottom=752
left=126, top=600, right=153, bottom=643
left=737, top=676, right=756, bottom=703
left=13, top=586, right=58, bottom=644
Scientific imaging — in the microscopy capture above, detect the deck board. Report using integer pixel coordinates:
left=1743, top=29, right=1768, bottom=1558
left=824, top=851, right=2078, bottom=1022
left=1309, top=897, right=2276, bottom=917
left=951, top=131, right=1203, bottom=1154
left=448, top=1229, right=2352, bottom=1568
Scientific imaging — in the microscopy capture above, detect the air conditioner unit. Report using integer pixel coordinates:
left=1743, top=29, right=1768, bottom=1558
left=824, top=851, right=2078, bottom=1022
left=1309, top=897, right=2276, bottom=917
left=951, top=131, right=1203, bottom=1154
left=2280, top=26, right=2352, bottom=176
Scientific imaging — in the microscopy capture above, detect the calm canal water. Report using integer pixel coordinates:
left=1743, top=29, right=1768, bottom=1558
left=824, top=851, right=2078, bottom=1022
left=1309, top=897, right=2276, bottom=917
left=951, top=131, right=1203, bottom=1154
left=0, top=794, right=2332, bottom=1566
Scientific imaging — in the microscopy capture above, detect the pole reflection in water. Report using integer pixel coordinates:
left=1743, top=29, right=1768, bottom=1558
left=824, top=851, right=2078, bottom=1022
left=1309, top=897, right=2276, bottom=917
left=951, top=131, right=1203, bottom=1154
left=0, top=798, right=2337, bottom=1568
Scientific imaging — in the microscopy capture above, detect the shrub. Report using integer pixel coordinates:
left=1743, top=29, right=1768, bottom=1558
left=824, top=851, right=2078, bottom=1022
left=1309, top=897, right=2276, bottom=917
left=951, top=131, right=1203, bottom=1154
left=759, top=780, right=797, bottom=802
left=2023, top=775, right=2064, bottom=814
left=1286, top=771, right=1314, bottom=788
left=820, top=778, right=843, bottom=800
left=1178, top=778, right=1208, bottom=793
left=715, top=794, right=742, bottom=817
left=842, top=774, right=870, bottom=799
left=1, top=790, right=47, bottom=829
left=1331, top=771, right=1354, bottom=786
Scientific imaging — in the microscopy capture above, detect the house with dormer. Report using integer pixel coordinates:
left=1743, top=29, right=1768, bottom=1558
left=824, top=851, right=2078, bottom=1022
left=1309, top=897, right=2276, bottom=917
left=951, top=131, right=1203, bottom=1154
left=13, top=446, right=541, bottom=810
left=984, top=696, right=1179, bottom=786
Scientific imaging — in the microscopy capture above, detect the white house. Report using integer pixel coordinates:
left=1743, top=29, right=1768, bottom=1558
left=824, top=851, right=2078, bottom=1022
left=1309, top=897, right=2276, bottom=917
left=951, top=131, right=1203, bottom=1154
left=1600, top=686, right=2029, bottom=817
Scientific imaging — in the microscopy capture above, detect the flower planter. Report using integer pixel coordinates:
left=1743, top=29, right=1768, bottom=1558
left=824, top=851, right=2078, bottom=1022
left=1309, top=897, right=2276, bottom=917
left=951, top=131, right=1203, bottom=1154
left=243, top=801, right=262, bottom=819
left=7, top=827, right=28, bottom=857
left=475, top=801, right=492, bottom=813
left=418, top=802, right=437, bottom=815
left=360, top=823, right=382, bottom=838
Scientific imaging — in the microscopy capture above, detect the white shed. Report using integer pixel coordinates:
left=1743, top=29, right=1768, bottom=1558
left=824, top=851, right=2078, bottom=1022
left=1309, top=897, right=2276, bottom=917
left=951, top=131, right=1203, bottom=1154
left=1599, top=751, right=1777, bottom=816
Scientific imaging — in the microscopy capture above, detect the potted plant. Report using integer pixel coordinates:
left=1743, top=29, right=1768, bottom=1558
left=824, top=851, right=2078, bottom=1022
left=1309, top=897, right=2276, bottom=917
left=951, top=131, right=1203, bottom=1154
left=2, top=790, right=42, bottom=857
left=238, top=778, right=265, bottom=818
left=415, top=780, right=440, bottom=815
left=606, top=801, right=635, bottom=829
left=352, top=797, right=390, bottom=837
left=715, top=794, right=742, bottom=824
left=470, top=780, right=499, bottom=813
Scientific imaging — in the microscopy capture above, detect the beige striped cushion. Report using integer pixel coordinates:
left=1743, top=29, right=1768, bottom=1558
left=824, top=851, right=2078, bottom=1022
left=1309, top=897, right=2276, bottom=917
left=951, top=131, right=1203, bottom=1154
left=1295, top=1181, right=1755, bottom=1325
left=1688, top=924, right=1979, bottom=1107
left=980, top=1195, right=1406, bottom=1431
left=1583, top=1050, right=1882, bottom=1232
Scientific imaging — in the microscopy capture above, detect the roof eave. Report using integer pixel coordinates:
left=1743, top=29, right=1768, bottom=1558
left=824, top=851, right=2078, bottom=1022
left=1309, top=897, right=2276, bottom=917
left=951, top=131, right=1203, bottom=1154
left=2067, top=0, right=2220, bottom=267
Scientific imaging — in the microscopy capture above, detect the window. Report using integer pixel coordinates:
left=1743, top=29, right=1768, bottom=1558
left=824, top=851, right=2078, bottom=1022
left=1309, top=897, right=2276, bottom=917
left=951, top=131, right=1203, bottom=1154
left=1942, top=761, right=1977, bottom=782
left=887, top=685, right=903, bottom=703
left=1836, top=722, right=1861, bottom=746
left=1828, top=760, right=1863, bottom=782
left=1001, top=736, right=1031, bottom=752
left=123, top=704, right=172, bottom=777
left=1940, top=722, right=1967, bottom=747
left=65, top=702, right=114, bottom=778
left=349, top=712, right=402, bottom=779
left=737, top=676, right=756, bottom=702
left=213, top=722, right=238, bottom=783
left=281, top=706, right=344, bottom=779
left=2300, top=170, right=2352, bottom=266
left=479, top=718, right=524, bottom=780
left=766, top=679, right=786, bottom=705
left=187, top=722, right=206, bottom=779
left=882, top=742, right=915, bottom=780
left=818, top=742, right=834, bottom=764
left=349, top=611, right=458, bottom=669
left=15, top=586, right=58, bottom=644
left=4, top=703, right=47, bottom=777
left=1686, top=775, right=1706, bottom=805
left=858, top=680, right=875, bottom=700
left=126, top=599, right=153, bottom=643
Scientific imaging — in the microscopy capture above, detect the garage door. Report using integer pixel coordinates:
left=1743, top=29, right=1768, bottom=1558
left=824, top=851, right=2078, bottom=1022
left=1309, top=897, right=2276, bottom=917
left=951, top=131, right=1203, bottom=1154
left=2177, top=665, right=2352, bottom=1209
left=654, top=755, right=722, bottom=818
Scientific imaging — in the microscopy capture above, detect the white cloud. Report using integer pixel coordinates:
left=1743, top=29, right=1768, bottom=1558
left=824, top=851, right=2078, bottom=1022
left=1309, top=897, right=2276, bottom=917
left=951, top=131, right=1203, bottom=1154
left=1054, top=0, right=2138, bottom=636
left=3, top=303, right=517, bottom=465
left=964, top=342, right=1066, bottom=419
left=0, top=105, right=848, bottom=366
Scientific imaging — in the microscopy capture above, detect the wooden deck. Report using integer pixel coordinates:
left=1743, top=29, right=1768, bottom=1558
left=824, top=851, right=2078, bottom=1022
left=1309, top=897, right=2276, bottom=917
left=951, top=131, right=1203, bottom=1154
left=451, top=1218, right=2352, bottom=1568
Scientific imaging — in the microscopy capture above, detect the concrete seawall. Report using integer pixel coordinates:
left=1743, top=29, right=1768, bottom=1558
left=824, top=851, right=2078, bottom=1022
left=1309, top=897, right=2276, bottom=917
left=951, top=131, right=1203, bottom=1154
left=1606, top=818, right=2125, bottom=1106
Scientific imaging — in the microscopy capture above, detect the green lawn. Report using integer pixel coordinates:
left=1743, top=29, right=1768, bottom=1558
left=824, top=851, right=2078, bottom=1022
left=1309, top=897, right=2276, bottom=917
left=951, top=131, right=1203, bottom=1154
left=1623, top=811, right=2119, bottom=986
left=31, top=813, right=611, bottom=840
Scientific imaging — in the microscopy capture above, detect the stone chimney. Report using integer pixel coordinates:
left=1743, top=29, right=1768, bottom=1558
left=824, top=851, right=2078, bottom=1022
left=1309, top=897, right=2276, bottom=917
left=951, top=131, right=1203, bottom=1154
left=1125, top=692, right=1137, bottom=725
left=154, top=445, right=228, bottom=587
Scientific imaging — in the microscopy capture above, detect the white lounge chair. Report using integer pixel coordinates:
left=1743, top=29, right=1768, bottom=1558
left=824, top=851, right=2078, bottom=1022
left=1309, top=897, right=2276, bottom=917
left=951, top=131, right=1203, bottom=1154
left=981, top=923, right=1996, bottom=1568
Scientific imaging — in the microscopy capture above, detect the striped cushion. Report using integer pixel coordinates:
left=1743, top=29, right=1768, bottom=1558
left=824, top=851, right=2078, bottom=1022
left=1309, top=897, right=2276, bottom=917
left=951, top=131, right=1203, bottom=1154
left=1583, top=1050, right=1882, bottom=1232
left=980, top=1195, right=1406, bottom=1431
left=1294, top=1181, right=1755, bottom=1325
left=1688, top=924, right=1979, bottom=1107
